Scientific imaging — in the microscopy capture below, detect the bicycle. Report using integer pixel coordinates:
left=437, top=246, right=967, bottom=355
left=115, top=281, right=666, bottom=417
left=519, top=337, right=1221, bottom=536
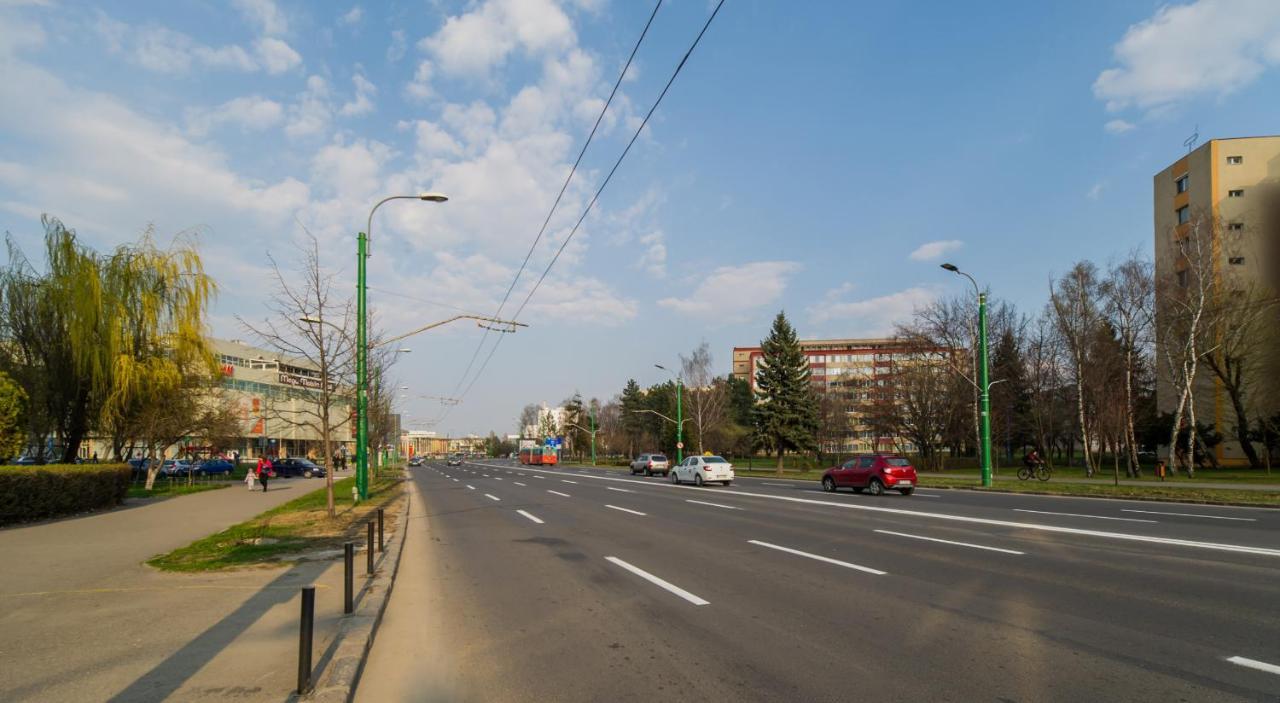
left=1017, top=462, right=1051, bottom=481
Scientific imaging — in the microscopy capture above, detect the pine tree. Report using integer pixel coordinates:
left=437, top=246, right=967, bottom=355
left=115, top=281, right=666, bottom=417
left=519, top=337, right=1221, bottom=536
left=619, top=379, right=645, bottom=457
left=752, top=311, right=819, bottom=473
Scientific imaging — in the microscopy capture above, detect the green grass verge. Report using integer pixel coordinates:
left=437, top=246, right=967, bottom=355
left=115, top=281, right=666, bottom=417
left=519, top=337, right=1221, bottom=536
left=127, top=482, right=227, bottom=500
left=147, top=475, right=403, bottom=572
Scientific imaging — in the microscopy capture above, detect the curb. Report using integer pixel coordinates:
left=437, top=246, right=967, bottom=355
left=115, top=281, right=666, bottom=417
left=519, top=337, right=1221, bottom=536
left=307, top=476, right=412, bottom=702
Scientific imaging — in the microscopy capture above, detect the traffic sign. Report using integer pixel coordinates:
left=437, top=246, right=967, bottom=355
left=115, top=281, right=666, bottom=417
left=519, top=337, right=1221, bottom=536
left=676, top=441, right=684, bottom=449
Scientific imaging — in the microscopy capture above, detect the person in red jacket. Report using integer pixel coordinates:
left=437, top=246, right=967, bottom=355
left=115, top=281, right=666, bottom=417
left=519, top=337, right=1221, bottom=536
left=255, top=456, right=273, bottom=492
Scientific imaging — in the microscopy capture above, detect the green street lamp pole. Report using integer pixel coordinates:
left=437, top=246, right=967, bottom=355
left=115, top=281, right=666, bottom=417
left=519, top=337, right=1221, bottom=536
left=942, top=263, right=992, bottom=488
left=656, top=364, right=683, bottom=462
left=589, top=406, right=596, bottom=466
left=357, top=192, right=448, bottom=500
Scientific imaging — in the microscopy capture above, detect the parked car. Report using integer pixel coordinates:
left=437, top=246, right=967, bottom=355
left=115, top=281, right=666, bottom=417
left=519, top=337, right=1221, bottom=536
left=407, top=456, right=423, bottom=467
left=446, top=454, right=463, bottom=467
left=821, top=454, right=917, bottom=496
left=9, top=455, right=44, bottom=465
left=670, top=455, right=734, bottom=486
left=159, top=459, right=193, bottom=477
left=629, top=453, right=670, bottom=476
left=194, top=458, right=235, bottom=476
left=272, top=458, right=325, bottom=478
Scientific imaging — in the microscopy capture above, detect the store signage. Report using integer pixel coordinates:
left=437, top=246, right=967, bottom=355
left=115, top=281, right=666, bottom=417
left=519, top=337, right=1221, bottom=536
left=278, top=372, right=337, bottom=391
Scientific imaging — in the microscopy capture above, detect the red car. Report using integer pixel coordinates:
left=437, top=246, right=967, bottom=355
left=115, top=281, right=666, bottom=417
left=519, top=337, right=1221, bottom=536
left=821, top=454, right=917, bottom=496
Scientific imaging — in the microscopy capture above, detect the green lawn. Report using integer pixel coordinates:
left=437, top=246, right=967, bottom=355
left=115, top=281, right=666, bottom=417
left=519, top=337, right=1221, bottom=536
left=147, top=475, right=403, bottom=572
left=127, top=482, right=228, bottom=500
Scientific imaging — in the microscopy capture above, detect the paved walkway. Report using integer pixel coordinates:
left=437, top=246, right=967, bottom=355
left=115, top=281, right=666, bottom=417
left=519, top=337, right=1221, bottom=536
left=0, top=473, right=360, bottom=702
left=947, top=472, right=1280, bottom=492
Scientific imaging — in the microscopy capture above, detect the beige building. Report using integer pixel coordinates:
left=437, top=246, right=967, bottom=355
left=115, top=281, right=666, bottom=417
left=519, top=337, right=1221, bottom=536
left=1152, top=136, right=1280, bottom=466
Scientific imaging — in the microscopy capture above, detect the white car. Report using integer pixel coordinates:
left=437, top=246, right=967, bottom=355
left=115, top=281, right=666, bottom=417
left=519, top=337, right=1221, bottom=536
left=670, top=455, right=734, bottom=486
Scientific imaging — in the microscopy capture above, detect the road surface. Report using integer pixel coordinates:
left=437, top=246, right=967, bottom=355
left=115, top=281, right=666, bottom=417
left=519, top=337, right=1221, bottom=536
left=358, top=460, right=1280, bottom=702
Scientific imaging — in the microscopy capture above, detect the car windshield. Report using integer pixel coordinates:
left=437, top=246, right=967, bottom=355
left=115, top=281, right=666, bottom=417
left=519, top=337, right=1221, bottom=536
left=296, top=459, right=319, bottom=468
left=703, top=456, right=727, bottom=463
left=885, top=458, right=911, bottom=466
left=652, top=455, right=666, bottom=461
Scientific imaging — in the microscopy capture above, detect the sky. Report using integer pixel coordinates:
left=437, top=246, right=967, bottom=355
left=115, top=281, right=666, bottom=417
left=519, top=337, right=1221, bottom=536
left=2, top=0, right=1280, bottom=437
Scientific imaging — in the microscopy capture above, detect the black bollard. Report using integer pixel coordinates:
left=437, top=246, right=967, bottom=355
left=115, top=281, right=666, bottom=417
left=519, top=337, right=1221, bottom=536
left=343, top=542, right=354, bottom=614
left=366, top=521, right=375, bottom=574
left=377, top=508, right=384, bottom=552
left=297, top=586, right=315, bottom=694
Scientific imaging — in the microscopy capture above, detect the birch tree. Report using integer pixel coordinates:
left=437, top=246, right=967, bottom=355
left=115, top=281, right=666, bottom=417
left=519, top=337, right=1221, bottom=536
left=1050, top=262, right=1102, bottom=476
left=1100, top=254, right=1154, bottom=476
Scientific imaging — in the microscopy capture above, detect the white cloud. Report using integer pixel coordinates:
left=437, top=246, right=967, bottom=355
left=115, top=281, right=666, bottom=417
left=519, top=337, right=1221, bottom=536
left=1104, top=118, right=1135, bottom=134
left=1094, top=0, right=1280, bottom=114
left=908, top=239, right=963, bottom=262
left=404, top=60, right=434, bottom=101
left=285, top=75, right=333, bottom=139
left=658, top=262, right=800, bottom=322
left=186, top=95, right=284, bottom=136
left=339, top=73, right=377, bottom=117
left=234, top=0, right=288, bottom=36
left=255, top=37, right=301, bottom=74
left=807, top=286, right=937, bottom=334
left=339, top=6, right=363, bottom=26
left=409, top=120, right=463, bottom=157
left=636, top=231, right=666, bottom=277
left=418, top=0, right=576, bottom=78
left=386, top=29, right=407, bottom=62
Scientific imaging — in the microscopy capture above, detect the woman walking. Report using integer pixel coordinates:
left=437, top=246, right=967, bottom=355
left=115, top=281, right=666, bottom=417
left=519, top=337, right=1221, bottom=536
left=256, top=455, right=273, bottom=492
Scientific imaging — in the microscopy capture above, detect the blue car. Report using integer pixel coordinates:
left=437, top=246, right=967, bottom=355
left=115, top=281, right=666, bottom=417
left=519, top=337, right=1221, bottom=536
left=194, top=458, right=235, bottom=476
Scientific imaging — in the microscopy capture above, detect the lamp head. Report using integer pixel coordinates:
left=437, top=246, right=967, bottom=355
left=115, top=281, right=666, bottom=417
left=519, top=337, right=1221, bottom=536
left=940, top=263, right=959, bottom=272
left=418, top=192, right=449, bottom=203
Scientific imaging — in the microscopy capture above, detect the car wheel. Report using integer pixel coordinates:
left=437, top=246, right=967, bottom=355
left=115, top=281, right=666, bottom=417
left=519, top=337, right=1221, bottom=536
left=303, top=470, right=313, bottom=479
left=722, top=480, right=732, bottom=486
left=867, top=478, right=885, bottom=496
left=670, top=471, right=680, bottom=485
left=821, top=476, right=836, bottom=492
left=899, top=487, right=914, bottom=496
left=694, top=473, right=704, bottom=487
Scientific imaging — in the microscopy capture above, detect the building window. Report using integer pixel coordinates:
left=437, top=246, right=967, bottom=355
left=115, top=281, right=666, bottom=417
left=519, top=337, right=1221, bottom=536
left=1176, top=206, right=1190, bottom=224
left=1226, top=155, right=1243, bottom=165
left=1175, top=175, right=1188, bottom=193
left=1228, top=256, right=1244, bottom=265
left=1228, top=222, right=1244, bottom=231
left=1228, top=189, right=1243, bottom=198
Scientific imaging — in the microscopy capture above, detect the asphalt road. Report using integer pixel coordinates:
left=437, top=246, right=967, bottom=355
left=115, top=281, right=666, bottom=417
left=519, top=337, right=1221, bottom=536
left=369, top=460, right=1280, bottom=702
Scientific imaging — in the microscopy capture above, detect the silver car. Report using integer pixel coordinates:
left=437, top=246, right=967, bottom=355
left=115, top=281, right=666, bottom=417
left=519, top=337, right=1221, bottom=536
left=629, top=453, right=670, bottom=476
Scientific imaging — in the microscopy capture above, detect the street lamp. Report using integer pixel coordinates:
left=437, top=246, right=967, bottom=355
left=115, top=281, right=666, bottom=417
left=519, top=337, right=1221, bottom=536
left=357, top=193, right=448, bottom=500
left=655, top=364, right=684, bottom=462
left=940, top=262, right=993, bottom=488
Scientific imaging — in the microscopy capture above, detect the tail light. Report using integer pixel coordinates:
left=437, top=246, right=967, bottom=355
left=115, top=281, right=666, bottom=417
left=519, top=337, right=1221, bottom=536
left=647, top=461, right=653, bottom=468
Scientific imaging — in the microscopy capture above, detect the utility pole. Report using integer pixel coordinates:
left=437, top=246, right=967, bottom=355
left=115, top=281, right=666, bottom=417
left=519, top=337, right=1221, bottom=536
left=589, top=406, right=596, bottom=466
left=942, top=263, right=993, bottom=488
left=676, top=377, right=683, bottom=463
left=356, top=231, right=368, bottom=500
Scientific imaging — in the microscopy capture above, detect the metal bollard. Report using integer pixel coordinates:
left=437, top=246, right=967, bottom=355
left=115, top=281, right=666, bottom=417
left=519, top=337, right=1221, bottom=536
left=343, top=542, right=354, bottom=614
left=297, top=586, right=315, bottom=694
left=377, top=508, right=385, bottom=552
left=366, top=521, right=375, bottom=574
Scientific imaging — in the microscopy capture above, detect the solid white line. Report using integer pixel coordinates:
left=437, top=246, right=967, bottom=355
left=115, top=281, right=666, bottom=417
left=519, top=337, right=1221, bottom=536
left=1013, top=509, right=1156, bottom=523
left=485, top=493, right=500, bottom=501
left=466, top=485, right=475, bottom=490
left=562, top=480, right=578, bottom=484
left=464, top=460, right=1280, bottom=558
left=1226, top=655, right=1280, bottom=676
left=605, top=556, right=709, bottom=606
left=606, top=487, right=635, bottom=493
left=514, top=481, right=527, bottom=486
left=686, top=499, right=742, bottom=510
left=606, top=504, right=646, bottom=516
left=1121, top=509, right=1256, bottom=522
left=517, top=509, right=544, bottom=524
left=748, top=540, right=886, bottom=575
left=761, top=482, right=792, bottom=487
left=912, top=493, right=941, bottom=498
left=874, top=529, right=1025, bottom=555
left=547, top=490, right=570, bottom=497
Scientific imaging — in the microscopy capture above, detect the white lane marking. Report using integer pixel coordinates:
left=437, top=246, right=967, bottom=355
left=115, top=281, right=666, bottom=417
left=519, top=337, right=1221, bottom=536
left=1013, top=509, right=1156, bottom=523
left=534, top=475, right=545, bottom=479
left=464, top=461, right=1280, bottom=558
left=748, top=540, right=886, bottom=575
left=517, top=473, right=525, bottom=476
left=547, top=490, right=571, bottom=498
left=493, top=477, right=503, bottom=481
left=517, top=509, right=544, bottom=524
left=606, top=504, right=646, bottom=516
left=912, top=493, right=941, bottom=498
left=686, top=499, right=742, bottom=510
left=483, top=474, right=490, bottom=478
left=514, top=481, right=527, bottom=486
left=451, top=478, right=459, bottom=482
left=1226, top=656, right=1280, bottom=676
left=1121, top=509, right=1256, bottom=522
left=606, top=487, right=635, bottom=493
left=485, top=493, right=500, bottom=501
left=761, top=482, right=792, bottom=487
left=874, top=529, right=1025, bottom=555
left=605, top=556, right=709, bottom=606
left=562, top=480, right=578, bottom=484
left=466, top=485, right=476, bottom=490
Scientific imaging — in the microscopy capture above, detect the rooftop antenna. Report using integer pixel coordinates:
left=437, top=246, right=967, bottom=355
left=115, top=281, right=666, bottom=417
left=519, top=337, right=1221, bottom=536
left=1183, top=124, right=1199, bottom=153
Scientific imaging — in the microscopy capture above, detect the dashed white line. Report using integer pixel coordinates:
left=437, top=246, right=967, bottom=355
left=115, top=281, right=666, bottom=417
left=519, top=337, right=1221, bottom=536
left=761, top=482, right=792, bottom=487
left=1013, top=509, right=1156, bottom=523
left=606, top=487, right=635, bottom=493
left=493, top=477, right=503, bottom=481
left=451, top=478, right=458, bottom=482
left=606, top=504, right=646, bottom=516
left=484, top=493, right=500, bottom=501
left=874, top=529, right=1024, bottom=555
left=517, top=509, right=544, bottom=524
left=605, top=556, right=709, bottom=606
left=1226, top=655, right=1280, bottom=676
left=466, top=485, right=476, bottom=490
left=514, top=481, right=527, bottom=487
left=748, top=540, right=886, bottom=575
left=562, top=480, right=578, bottom=484
left=547, top=490, right=571, bottom=498
left=686, top=499, right=742, bottom=510
left=533, top=475, right=545, bottom=479
left=1121, top=509, right=1256, bottom=522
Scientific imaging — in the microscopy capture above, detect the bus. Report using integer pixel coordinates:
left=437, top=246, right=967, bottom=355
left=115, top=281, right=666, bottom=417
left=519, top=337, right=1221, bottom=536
left=519, top=446, right=559, bottom=466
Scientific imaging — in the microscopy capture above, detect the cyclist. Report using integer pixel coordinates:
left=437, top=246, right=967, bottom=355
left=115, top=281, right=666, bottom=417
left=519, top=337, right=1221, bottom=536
left=1023, top=448, right=1044, bottom=470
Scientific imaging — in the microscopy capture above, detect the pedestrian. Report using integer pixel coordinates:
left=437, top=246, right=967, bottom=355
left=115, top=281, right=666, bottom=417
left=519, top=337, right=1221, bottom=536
left=256, top=455, right=272, bottom=492
left=245, top=463, right=257, bottom=491
left=1155, top=459, right=1167, bottom=481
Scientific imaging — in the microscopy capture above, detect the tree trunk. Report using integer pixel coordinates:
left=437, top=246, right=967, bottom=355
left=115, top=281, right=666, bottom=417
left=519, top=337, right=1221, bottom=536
left=775, top=446, right=784, bottom=475
left=1123, top=349, right=1140, bottom=478
left=1223, top=375, right=1262, bottom=469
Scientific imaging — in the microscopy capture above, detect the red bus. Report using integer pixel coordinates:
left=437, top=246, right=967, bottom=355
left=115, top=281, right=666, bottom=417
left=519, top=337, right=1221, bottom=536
left=519, top=446, right=559, bottom=466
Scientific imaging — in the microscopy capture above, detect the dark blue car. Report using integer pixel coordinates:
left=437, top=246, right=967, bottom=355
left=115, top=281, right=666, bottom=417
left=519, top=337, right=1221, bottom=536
left=194, top=458, right=235, bottom=476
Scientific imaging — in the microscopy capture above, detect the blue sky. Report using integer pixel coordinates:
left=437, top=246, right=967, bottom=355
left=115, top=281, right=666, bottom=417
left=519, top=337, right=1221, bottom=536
left=2, top=0, right=1279, bottom=436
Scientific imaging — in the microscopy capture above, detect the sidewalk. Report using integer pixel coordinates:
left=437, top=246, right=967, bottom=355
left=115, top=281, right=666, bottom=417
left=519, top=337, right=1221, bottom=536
left=0, top=473, right=361, bottom=702
left=947, top=472, right=1280, bottom=492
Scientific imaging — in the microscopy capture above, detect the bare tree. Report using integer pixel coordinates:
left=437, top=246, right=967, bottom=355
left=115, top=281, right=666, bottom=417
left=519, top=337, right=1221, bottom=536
left=1100, top=253, right=1154, bottom=476
left=1200, top=283, right=1276, bottom=468
left=1050, top=261, right=1102, bottom=476
left=239, top=235, right=355, bottom=518
left=518, top=404, right=539, bottom=438
left=680, top=342, right=728, bottom=455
